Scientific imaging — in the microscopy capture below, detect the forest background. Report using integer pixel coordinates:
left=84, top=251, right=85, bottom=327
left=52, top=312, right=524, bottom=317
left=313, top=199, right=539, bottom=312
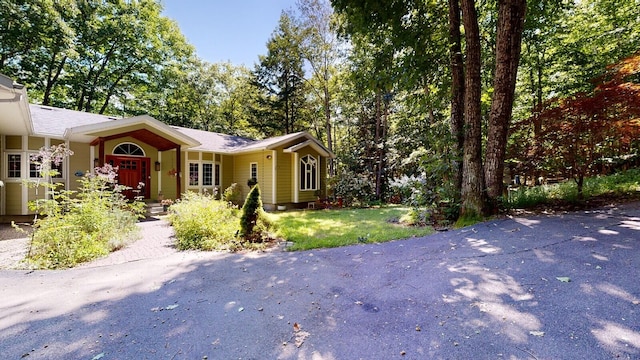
left=1, top=0, right=639, bottom=221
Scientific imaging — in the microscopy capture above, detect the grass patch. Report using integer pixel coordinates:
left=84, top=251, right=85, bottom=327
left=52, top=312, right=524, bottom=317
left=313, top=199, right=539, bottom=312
left=504, top=168, right=640, bottom=210
left=267, top=206, right=433, bottom=251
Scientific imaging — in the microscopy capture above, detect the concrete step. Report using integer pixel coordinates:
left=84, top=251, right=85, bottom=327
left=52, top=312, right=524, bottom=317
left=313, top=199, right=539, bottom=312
left=145, top=203, right=166, bottom=216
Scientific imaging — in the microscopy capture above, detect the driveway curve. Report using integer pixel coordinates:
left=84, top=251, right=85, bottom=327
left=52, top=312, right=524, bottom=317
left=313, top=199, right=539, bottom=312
left=1, top=203, right=639, bottom=359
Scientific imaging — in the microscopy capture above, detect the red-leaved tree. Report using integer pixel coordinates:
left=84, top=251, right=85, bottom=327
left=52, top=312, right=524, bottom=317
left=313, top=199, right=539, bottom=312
left=509, top=52, right=640, bottom=197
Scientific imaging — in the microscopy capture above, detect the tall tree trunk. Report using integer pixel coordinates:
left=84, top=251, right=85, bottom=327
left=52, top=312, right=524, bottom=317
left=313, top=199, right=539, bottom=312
left=99, top=63, right=135, bottom=114
left=374, top=92, right=383, bottom=199
left=460, top=0, right=485, bottom=218
left=43, top=54, right=67, bottom=106
left=324, top=80, right=334, bottom=176
left=448, top=0, right=465, bottom=198
left=484, top=0, right=527, bottom=209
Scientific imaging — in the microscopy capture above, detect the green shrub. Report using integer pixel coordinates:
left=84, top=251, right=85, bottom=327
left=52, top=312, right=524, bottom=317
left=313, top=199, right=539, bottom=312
left=399, top=208, right=430, bottom=226
left=25, top=160, right=143, bottom=269
left=168, top=192, right=242, bottom=251
left=329, top=168, right=376, bottom=207
left=239, top=185, right=271, bottom=242
left=222, top=182, right=243, bottom=205
left=503, top=168, right=640, bottom=209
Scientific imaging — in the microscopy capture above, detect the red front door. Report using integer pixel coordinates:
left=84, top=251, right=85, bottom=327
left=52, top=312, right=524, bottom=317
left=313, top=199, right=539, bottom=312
left=106, top=156, right=150, bottom=199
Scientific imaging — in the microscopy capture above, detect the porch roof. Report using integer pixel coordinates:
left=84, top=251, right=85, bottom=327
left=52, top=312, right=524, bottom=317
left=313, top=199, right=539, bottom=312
left=0, top=74, right=32, bottom=135
left=238, top=131, right=335, bottom=158
left=63, top=114, right=200, bottom=151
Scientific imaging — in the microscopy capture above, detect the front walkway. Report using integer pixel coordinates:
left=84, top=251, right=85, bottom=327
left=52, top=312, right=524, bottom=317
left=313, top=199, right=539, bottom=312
left=0, top=217, right=179, bottom=269
left=78, top=218, right=178, bottom=268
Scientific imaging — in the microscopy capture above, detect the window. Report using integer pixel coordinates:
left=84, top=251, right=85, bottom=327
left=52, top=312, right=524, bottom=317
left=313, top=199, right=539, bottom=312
left=113, top=143, right=144, bottom=156
left=189, top=163, right=199, bottom=186
left=300, top=155, right=317, bottom=190
left=29, top=155, right=43, bottom=178
left=250, top=162, right=258, bottom=180
left=8, top=154, right=21, bottom=178
left=203, top=163, right=213, bottom=186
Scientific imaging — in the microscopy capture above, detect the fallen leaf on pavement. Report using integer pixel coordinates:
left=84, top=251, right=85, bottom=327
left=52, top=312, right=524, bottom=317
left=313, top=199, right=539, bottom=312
left=556, top=277, right=571, bottom=283
left=530, top=331, right=545, bottom=337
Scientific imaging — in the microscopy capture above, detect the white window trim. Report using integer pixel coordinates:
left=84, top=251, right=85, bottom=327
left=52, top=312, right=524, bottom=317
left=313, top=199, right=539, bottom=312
left=186, top=157, right=218, bottom=194
left=250, top=162, right=258, bottom=181
left=215, top=162, right=221, bottom=187
left=28, top=151, right=66, bottom=180
left=202, top=162, right=214, bottom=187
left=112, top=142, right=146, bottom=157
left=187, top=162, right=200, bottom=187
left=5, top=152, right=23, bottom=179
left=300, top=154, right=318, bottom=191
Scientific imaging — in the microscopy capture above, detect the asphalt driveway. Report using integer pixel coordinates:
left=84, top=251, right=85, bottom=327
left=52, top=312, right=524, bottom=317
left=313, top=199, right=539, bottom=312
left=1, top=203, right=639, bottom=359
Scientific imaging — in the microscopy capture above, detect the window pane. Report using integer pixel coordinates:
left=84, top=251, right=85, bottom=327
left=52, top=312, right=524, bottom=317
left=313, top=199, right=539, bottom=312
left=30, top=155, right=42, bottom=178
left=300, top=155, right=317, bottom=190
left=114, top=143, right=144, bottom=156
left=311, top=164, right=317, bottom=189
left=250, top=163, right=257, bottom=179
left=203, top=163, right=213, bottom=186
left=8, top=154, right=21, bottom=178
left=52, top=162, right=63, bottom=178
left=189, top=163, right=199, bottom=186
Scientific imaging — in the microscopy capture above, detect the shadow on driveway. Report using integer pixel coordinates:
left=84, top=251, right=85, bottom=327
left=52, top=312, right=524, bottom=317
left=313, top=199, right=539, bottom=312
left=0, top=203, right=639, bottom=359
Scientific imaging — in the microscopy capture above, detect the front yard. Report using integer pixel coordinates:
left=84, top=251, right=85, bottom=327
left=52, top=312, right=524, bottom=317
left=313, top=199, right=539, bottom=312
left=268, top=206, right=433, bottom=251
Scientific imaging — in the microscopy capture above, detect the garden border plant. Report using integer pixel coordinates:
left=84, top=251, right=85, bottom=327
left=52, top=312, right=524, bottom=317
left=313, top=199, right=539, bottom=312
left=17, top=145, right=145, bottom=269
left=168, top=183, right=273, bottom=252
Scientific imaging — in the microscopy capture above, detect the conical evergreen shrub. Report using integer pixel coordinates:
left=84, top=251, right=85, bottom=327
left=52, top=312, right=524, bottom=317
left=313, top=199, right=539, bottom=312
left=240, top=185, right=270, bottom=242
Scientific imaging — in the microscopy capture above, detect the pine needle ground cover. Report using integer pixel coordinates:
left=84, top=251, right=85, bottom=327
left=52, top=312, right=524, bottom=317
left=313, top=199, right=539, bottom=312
left=268, top=206, right=433, bottom=251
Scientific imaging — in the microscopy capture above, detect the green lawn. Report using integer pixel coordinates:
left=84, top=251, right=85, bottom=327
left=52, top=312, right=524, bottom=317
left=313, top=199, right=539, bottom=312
left=267, top=206, right=433, bottom=251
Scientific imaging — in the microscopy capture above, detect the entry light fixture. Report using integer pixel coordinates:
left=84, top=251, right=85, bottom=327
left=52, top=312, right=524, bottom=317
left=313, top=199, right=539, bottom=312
left=155, top=161, right=161, bottom=171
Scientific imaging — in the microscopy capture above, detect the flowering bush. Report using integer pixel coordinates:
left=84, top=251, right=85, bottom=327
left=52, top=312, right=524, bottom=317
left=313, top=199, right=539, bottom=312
left=388, top=174, right=429, bottom=207
left=22, top=149, right=144, bottom=269
left=161, top=198, right=174, bottom=206
left=328, top=168, right=375, bottom=207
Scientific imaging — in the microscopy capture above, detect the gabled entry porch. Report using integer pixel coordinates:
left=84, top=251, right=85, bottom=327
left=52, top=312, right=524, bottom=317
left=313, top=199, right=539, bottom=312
left=64, top=115, right=200, bottom=200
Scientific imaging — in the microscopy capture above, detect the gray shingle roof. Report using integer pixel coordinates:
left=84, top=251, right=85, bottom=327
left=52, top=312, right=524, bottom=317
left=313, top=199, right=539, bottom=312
left=30, top=104, right=120, bottom=137
left=27, top=104, right=333, bottom=156
left=171, top=126, right=254, bottom=152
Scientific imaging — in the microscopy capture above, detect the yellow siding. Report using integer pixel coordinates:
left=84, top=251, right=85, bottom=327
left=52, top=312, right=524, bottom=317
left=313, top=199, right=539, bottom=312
left=159, top=150, right=178, bottom=200
left=4, top=182, right=22, bottom=215
left=67, top=141, right=91, bottom=192
left=187, top=152, right=199, bottom=160
left=221, top=154, right=234, bottom=192
left=5, top=136, right=22, bottom=149
left=202, top=152, right=213, bottom=161
left=28, top=136, right=44, bottom=150
left=276, top=151, right=292, bottom=204
left=233, top=152, right=272, bottom=204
